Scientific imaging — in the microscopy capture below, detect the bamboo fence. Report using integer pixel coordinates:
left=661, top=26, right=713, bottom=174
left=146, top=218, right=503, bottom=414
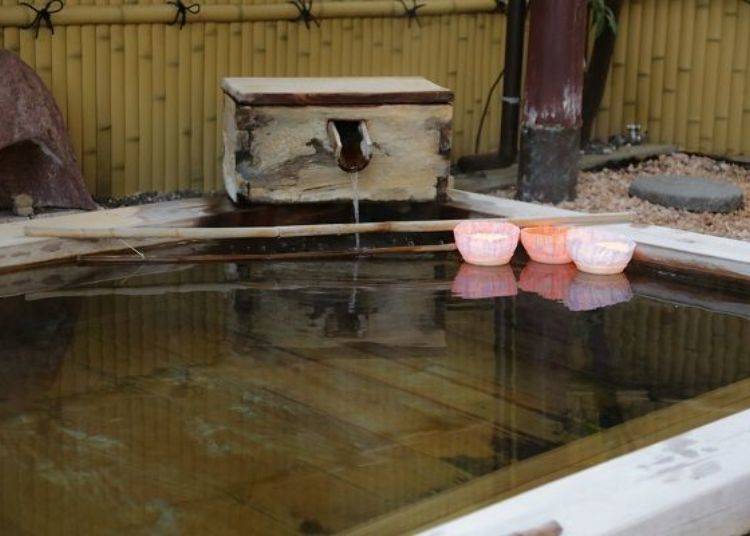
left=0, top=0, right=748, bottom=198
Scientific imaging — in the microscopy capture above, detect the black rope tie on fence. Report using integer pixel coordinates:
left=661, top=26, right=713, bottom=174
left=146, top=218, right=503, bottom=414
left=289, top=0, right=319, bottom=29
left=19, top=0, right=63, bottom=38
left=398, top=0, right=425, bottom=27
left=494, top=0, right=507, bottom=13
left=167, top=0, right=200, bottom=30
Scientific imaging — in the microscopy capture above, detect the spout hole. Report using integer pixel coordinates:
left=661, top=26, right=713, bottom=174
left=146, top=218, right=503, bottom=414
left=328, top=119, right=372, bottom=173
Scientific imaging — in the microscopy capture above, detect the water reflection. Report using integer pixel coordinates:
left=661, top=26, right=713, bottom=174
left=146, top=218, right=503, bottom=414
left=0, top=249, right=748, bottom=535
left=518, top=261, right=577, bottom=301
left=564, top=272, right=633, bottom=312
left=451, top=263, right=517, bottom=299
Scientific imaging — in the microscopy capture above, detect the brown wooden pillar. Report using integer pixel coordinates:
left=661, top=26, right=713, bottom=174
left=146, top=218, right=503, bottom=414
left=517, top=0, right=587, bottom=203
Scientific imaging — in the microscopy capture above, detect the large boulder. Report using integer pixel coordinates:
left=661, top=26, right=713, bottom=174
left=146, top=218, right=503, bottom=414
left=0, top=50, right=96, bottom=210
left=629, top=174, right=743, bottom=214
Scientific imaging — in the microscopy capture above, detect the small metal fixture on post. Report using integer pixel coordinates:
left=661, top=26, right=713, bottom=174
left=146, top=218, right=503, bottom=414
left=517, top=0, right=587, bottom=203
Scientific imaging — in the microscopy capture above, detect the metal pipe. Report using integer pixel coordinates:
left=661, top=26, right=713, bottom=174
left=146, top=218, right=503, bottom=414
left=496, top=0, right=526, bottom=166
left=517, top=0, right=587, bottom=203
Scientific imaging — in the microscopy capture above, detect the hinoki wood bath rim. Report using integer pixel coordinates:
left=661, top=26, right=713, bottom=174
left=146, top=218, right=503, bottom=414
left=221, top=77, right=454, bottom=204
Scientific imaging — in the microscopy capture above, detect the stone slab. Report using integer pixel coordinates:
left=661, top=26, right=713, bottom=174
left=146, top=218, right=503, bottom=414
left=629, top=174, right=743, bottom=213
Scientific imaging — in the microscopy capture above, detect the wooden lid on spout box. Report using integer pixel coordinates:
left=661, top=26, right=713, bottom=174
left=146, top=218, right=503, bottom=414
left=221, top=77, right=453, bottom=106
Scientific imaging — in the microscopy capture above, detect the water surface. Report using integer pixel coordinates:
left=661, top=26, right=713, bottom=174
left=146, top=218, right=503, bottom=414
left=2, top=203, right=750, bottom=534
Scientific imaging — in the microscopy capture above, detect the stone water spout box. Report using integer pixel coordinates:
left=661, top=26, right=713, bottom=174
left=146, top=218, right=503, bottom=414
left=221, top=77, right=453, bottom=204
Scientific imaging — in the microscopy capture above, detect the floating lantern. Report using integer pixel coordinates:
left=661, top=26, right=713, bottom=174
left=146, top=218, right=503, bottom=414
left=519, top=261, right=577, bottom=301
left=453, top=221, right=520, bottom=266
left=451, top=263, right=518, bottom=299
left=520, top=226, right=572, bottom=264
left=564, top=272, right=633, bottom=311
left=566, top=228, right=635, bottom=275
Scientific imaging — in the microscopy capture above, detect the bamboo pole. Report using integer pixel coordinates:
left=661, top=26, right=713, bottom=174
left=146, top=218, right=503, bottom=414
left=686, top=1, right=709, bottom=150
left=124, top=24, right=140, bottom=194
left=77, top=243, right=458, bottom=264
left=189, top=23, right=205, bottom=190
left=712, top=0, right=736, bottom=155
left=164, top=24, right=179, bottom=191
left=674, top=0, right=695, bottom=148
left=25, top=211, right=633, bottom=240
left=81, top=24, right=97, bottom=193
left=660, top=0, right=681, bottom=144
left=699, top=0, right=723, bottom=153
left=0, top=0, right=497, bottom=27
left=608, top=0, right=627, bottom=136
left=636, top=0, right=654, bottom=131
left=152, top=22, right=167, bottom=191
left=729, top=1, right=749, bottom=155
left=202, top=22, right=217, bottom=191
left=137, top=23, right=154, bottom=191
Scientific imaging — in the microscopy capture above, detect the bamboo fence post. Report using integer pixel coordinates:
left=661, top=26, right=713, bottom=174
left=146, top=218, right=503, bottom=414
left=177, top=24, right=191, bottom=189
left=660, top=0, right=681, bottom=144
left=81, top=22, right=98, bottom=193
left=699, top=0, right=723, bottom=154
left=111, top=25, right=126, bottom=197
left=712, top=0, right=736, bottom=155
left=727, top=2, right=748, bottom=155
left=189, top=22, right=205, bottom=191
left=152, top=20, right=167, bottom=191
left=622, top=0, right=641, bottom=127
left=124, top=24, right=140, bottom=194
left=164, top=23, right=179, bottom=192
left=608, top=0, right=627, bottom=137
left=734, top=2, right=750, bottom=156
left=674, top=0, right=695, bottom=148
left=687, top=1, right=708, bottom=150
left=202, top=21, right=217, bottom=191
left=137, top=22, right=154, bottom=192
left=636, top=0, right=654, bottom=131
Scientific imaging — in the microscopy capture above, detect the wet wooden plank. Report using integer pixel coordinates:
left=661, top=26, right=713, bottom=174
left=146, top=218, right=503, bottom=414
left=222, top=76, right=453, bottom=105
left=345, top=376, right=750, bottom=535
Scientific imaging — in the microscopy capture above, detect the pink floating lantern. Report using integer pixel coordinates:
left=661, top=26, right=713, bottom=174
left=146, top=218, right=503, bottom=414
left=566, top=228, right=636, bottom=275
left=520, top=226, right=572, bottom=264
left=453, top=221, right=520, bottom=266
left=519, top=261, right=577, bottom=301
left=564, top=272, right=633, bottom=312
left=452, top=263, right=518, bottom=300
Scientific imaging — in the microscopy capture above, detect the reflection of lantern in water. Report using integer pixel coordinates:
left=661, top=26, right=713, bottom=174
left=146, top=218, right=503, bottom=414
left=520, top=226, right=572, bottom=264
left=451, top=263, right=518, bottom=300
left=566, top=228, right=636, bottom=275
left=564, top=272, right=633, bottom=311
left=519, top=261, right=577, bottom=301
left=453, top=221, right=520, bottom=266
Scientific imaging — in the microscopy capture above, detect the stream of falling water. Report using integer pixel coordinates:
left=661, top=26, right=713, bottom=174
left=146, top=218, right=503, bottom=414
left=351, top=172, right=360, bottom=250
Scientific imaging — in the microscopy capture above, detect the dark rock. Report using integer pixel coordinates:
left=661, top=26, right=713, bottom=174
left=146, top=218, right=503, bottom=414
left=629, top=174, right=743, bottom=213
left=0, top=50, right=96, bottom=210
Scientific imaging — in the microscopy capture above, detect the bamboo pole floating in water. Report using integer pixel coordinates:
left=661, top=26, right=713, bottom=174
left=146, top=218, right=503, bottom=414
left=25, top=211, right=633, bottom=240
left=77, top=243, right=458, bottom=264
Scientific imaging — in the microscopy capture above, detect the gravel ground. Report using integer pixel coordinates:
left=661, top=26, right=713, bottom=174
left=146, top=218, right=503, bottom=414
left=562, top=153, right=750, bottom=240
left=496, top=153, right=750, bottom=241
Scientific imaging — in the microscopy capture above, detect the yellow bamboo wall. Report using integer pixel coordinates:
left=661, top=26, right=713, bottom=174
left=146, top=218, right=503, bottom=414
left=0, top=0, right=748, bottom=198
left=593, top=0, right=750, bottom=156
left=0, top=0, right=506, bottom=197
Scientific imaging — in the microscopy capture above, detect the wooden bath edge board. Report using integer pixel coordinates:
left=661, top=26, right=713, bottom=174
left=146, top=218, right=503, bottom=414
left=344, top=376, right=750, bottom=536
left=1, top=189, right=749, bottom=280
